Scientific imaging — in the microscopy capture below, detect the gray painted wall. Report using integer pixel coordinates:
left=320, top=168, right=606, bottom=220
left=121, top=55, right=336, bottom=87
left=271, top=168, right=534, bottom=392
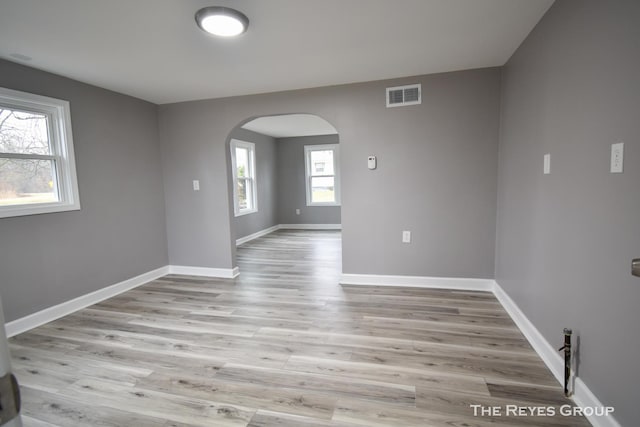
left=228, top=128, right=278, bottom=240
left=276, top=134, right=341, bottom=225
left=158, top=67, right=500, bottom=277
left=0, top=59, right=168, bottom=322
left=495, top=1, right=640, bottom=425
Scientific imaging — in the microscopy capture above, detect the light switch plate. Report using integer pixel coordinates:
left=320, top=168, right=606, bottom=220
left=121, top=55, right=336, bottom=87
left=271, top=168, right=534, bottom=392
left=543, top=154, right=551, bottom=175
left=402, top=231, right=411, bottom=243
left=611, top=142, right=624, bottom=173
left=193, top=180, right=200, bottom=191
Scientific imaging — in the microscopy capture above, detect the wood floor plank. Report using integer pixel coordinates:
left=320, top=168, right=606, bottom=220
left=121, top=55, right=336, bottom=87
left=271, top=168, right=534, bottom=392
left=137, top=370, right=339, bottom=420
left=9, top=230, right=588, bottom=426
left=283, top=355, right=490, bottom=395
left=65, top=342, right=227, bottom=373
left=486, top=380, right=578, bottom=406
left=127, top=316, right=259, bottom=338
left=21, top=415, right=60, bottom=427
left=20, top=386, right=171, bottom=427
left=10, top=345, right=151, bottom=392
left=215, top=363, right=417, bottom=406
left=182, top=312, right=313, bottom=330
left=349, top=347, right=558, bottom=386
left=360, top=315, right=525, bottom=338
left=60, top=378, right=255, bottom=427
left=247, top=410, right=360, bottom=427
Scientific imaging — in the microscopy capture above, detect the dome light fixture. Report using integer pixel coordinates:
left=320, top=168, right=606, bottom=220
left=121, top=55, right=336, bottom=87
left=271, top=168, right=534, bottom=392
left=195, top=6, right=249, bottom=37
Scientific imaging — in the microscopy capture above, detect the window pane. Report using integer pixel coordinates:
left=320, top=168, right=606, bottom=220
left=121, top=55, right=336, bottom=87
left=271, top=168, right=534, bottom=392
left=245, top=178, right=253, bottom=210
left=311, top=176, right=335, bottom=203
left=235, top=147, right=249, bottom=178
left=310, top=150, right=334, bottom=176
left=237, top=178, right=254, bottom=211
left=237, top=178, right=247, bottom=209
left=0, top=158, right=58, bottom=206
left=0, top=107, right=51, bottom=155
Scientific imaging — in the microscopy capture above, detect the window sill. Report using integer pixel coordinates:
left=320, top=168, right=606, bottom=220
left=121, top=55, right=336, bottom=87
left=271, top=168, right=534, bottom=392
left=0, top=201, right=81, bottom=219
left=235, top=209, right=258, bottom=217
left=306, top=203, right=341, bottom=207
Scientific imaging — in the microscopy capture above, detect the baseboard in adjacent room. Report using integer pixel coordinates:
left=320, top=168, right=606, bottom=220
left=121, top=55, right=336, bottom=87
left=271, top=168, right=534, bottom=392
left=278, top=224, right=342, bottom=230
left=340, top=273, right=494, bottom=291
left=236, top=224, right=342, bottom=246
left=4, top=266, right=170, bottom=338
left=169, top=265, right=239, bottom=279
left=236, top=225, right=280, bottom=246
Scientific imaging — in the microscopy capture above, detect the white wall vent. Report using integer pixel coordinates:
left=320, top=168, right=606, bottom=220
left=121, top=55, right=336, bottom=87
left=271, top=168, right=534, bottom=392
left=386, top=84, right=421, bottom=108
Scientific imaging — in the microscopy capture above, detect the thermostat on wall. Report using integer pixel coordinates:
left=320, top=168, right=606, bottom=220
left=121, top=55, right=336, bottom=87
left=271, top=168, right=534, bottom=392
left=368, top=156, right=377, bottom=170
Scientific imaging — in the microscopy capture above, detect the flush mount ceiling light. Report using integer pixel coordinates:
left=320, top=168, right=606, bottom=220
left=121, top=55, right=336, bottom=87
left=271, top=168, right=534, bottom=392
left=195, top=6, right=249, bottom=37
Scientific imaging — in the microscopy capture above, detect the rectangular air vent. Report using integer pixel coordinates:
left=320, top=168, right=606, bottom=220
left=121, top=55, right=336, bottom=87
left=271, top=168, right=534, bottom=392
left=386, top=84, right=421, bottom=108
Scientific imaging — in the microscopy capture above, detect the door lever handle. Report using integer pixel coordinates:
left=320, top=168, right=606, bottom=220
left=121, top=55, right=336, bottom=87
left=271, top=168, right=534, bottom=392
left=633, top=258, right=640, bottom=277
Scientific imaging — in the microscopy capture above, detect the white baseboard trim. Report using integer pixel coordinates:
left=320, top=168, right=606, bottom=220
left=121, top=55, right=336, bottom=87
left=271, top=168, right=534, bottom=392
left=494, top=281, right=620, bottom=427
left=236, top=225, right=280, bottom=246
left=340, top=273, right=494, bottom=291
left=572, top=377, right=621, bottom=427
left=5, top=263, right=240, bottom=338
left=169, top=265, right=239, bottom=279
left=4, top=266, right=169, bottom=338
left=279, top=223, right=342, bottom=230
left=492, top=282, right=564, bottom=384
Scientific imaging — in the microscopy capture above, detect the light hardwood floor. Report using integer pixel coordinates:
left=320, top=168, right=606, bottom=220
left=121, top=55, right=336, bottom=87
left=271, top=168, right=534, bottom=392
left=11, top=230, right=589, bottom=426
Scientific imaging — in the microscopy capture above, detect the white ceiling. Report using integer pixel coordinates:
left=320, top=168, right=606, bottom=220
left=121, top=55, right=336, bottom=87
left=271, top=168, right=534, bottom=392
left=0, top=0, right=554, bottom=105
left=242, top=114, right=337, bottom=138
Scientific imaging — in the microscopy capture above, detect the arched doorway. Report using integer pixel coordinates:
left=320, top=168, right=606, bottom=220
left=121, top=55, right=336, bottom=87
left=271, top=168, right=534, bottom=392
left=226, top=113, right=341, bottom=278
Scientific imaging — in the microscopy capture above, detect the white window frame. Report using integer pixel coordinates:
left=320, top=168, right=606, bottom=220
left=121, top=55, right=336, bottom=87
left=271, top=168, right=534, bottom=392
left=0, top=87, right=80, bottom=218
left=230, top=139, right=258, bottom=216
left=304, top=144, right=340, bottom=207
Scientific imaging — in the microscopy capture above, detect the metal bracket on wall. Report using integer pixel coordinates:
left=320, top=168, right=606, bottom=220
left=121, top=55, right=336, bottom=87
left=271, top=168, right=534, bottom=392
left=558, top=328, right=572, bottom=397
left=0, top=373, right=20, bottom=425
left=633, top=258, right=640, bottom=277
